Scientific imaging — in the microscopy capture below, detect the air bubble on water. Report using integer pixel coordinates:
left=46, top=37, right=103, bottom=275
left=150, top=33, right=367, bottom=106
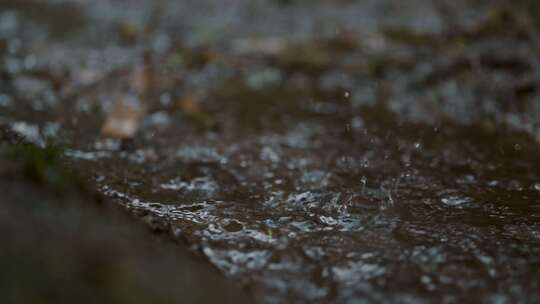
left=176, top=146, right=226, bottom=163
left=332, top=262, right=386, bottom=282
left=160, top=176, right=219, bottom=196
left=441, top=196, right=472, bottom=207
left=421, top=275, right=432, bottom=284
left=94, top=138, right=121, bottom=150
left=488, top=180, right=498, bottom=187
left=319, top=215, right=338, bottom=226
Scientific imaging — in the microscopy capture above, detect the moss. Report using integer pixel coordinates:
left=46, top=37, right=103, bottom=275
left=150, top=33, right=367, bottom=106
left=2, top=144, right=78, bottom=192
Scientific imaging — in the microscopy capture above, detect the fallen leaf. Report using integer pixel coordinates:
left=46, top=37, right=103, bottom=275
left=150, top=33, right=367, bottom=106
left=101, top=100, right=144, bottom=139
left=176, top=94, right=201, bottom=114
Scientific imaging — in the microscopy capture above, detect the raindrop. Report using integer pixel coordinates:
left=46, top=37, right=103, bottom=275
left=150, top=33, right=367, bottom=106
left=387, top=190, right=394, bottom=206
left=361, top=176, right=367, bottom=194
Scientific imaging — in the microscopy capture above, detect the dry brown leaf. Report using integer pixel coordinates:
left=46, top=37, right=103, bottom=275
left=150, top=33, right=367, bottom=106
left=101, top=100, right=144, bottom=139
left=176, top=94, right=201, bottom=114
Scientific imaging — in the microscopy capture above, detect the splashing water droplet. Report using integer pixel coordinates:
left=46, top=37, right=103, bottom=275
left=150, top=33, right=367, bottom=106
left=360, top=176, right=367, bottom=194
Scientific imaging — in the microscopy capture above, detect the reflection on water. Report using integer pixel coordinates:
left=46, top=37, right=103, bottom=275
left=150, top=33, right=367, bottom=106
left=2, top=0, right=540, bottom=302
left=91, top=102, right=540, bottom=303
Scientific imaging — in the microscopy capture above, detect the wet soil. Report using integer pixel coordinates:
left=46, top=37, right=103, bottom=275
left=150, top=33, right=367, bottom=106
left=1, top=1, right=540, bottom=303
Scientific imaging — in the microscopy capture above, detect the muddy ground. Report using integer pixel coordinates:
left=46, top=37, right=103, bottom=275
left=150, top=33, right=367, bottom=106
left=1, top=0, right=540, bottom=303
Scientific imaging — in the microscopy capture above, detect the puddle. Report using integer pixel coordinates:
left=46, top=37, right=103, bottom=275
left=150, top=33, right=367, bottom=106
left=2, top=0, right=540, bottom=303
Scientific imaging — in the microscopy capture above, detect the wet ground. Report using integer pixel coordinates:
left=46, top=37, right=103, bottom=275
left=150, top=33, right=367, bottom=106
left=1, top=0, right=540, bottom=303
left=0, top=133, right=252, bottom=304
